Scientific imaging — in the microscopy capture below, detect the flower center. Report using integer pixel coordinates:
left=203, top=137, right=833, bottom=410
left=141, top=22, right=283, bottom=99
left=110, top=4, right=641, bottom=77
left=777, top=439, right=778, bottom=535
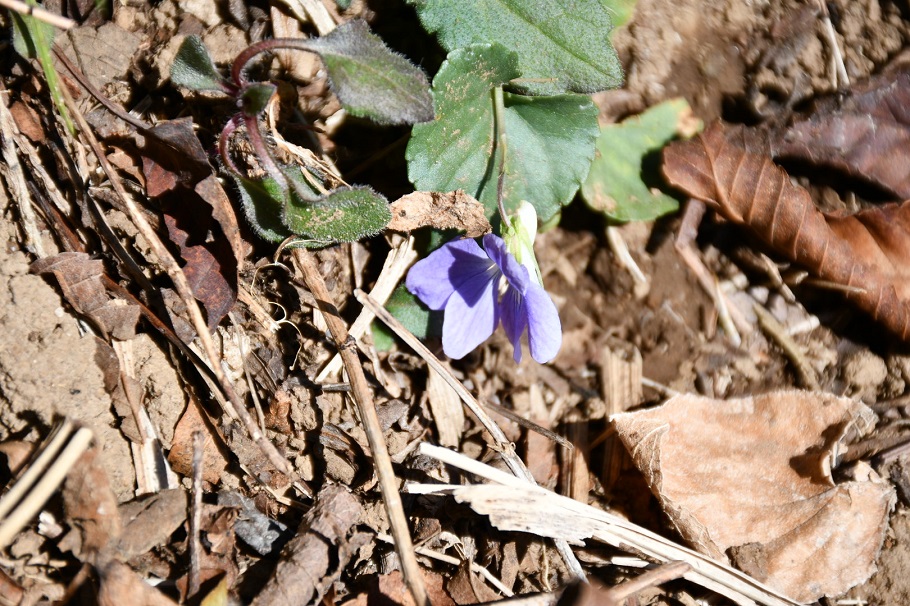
left=497, top=273, right=509, bottom=300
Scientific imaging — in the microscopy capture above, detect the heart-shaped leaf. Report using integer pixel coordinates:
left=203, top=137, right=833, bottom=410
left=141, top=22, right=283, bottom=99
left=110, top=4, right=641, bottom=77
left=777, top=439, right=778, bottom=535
left=170, top=35, right=227, bottom=92
left=409, top=0, right=623, bottom=95
left=300, top=20, right=434, bottom=125
left=284, top=185, right=391, bottom=244
left=582, top=99, right=698, bottom=222
left=407, top=44, right=599, bottom=222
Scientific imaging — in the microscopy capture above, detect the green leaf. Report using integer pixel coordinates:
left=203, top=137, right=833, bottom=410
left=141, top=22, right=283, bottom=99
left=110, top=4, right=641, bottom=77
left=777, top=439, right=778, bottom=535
left=581, top=101, right=681, bottom=223
left=300, top=20, right=433, bottom=125
left=170, top=35, right=227, bottom=92
left=582, top=98, right=699, bottom=223
left=11, top=9, right=75, bottom=134
left=407, top=44, right=599, bottom=222
left=231, top=175, right=293, bottom=243
left=284, top=186, right=391, bottom=244
left=371, top=284, right=440, bottom=351
left=409, top=0, right=623, bottom=95
left=241, top=83, right=277, bottom=116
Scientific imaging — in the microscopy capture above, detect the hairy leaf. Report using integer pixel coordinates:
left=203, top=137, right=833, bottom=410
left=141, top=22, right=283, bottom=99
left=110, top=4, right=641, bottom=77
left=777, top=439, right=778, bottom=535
left=409, top=0, right=623, bottom=95
left=300, top=20, right=433, bottom=124
left=583, top=99, right=697, bottom=222
left=170, top=35, right=226, bottom=92
left=771, top=70, right=910, bottom=199
left=407, top=44, right=599, bottom=221
left=232, top=176, right=293, bottom=243
left=663, top=122, right=910, bottom=340
left=284, top=186, right=391, bottom=244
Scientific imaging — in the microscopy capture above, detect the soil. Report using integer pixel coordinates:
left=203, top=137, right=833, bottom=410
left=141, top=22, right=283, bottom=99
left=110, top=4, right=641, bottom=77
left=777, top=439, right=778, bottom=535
left=3, top=0, right=910, bottom=604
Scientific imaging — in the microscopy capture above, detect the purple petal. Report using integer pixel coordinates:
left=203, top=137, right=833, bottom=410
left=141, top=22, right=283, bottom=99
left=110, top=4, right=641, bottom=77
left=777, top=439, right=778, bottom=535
left=524, top=284, right=562, bottom=363
left=407, top=238, right=495, bottom=310
left=500, top=287, right=527, bottom=362
left=483, top=233, right=530, bottom=295
left=441, top=266, right=499, bottom=359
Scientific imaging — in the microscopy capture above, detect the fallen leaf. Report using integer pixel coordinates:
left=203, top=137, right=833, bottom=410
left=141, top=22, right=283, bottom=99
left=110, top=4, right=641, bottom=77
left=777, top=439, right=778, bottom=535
left=60, top=447, right=123, bottom=558
left=138, top=118, right=243, bottom=330
left=662, top=122, right=910, bottom=339
left=611, top=391, right=895, bottom=602
left=581, top=98, right=697, bottom=222
left=31, top=252, right=140, bottom=340
left=167, top=400, right=229, bottom=485
left=98, top=560, right=177, bottom=606
left=252, top=484, right=366, bottom=606
left=772, top=68, right=910, bottom=199
left=388, top=190, right=491, bottom=237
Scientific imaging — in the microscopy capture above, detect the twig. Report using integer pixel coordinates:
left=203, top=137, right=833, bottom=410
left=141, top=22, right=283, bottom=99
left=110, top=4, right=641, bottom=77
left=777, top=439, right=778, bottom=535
left=753, top=304, right=820, bottom=391
left=316, top=235, right=417, bottom=381
left=606, top=225, right=647, bottom=285
left=601, top=561, right=691, bottom=605
left=816, top=0, right=849, bottom=89
left=356, top=289, right=587, bottom=580
left=0, top=86, right=45, bottom=257
left=413, top=444, right=800, bottom=606
left=59, top=74, right=295, bottom=479
left=0, top=421, right=94, bottom=550
left=188, top=431, right=204, bottom=598
left=375, top=533, right=514, bottom=597
left=0, top=0, right=75, bottom=29
left=293, top=249, right=429, bottom=606
left=278, top=0, right=337, bottom=36
left=641, top=377, right=681, bottom=398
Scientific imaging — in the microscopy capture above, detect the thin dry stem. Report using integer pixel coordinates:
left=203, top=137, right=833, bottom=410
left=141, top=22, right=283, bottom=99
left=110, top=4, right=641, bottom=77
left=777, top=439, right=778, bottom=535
left=753, top=304, right=821, bottom=391
left=0, top=0, right=75, bottom=29
left=188, top=431, right=205, bottom=598
left=356, top=289, right=587, bottom=580
left=293, top=250, right=430, bottom=606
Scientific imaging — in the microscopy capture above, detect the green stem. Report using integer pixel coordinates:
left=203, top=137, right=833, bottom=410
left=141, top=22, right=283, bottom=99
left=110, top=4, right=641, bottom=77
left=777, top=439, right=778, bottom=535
left=492, top=86, right=511, bottom=230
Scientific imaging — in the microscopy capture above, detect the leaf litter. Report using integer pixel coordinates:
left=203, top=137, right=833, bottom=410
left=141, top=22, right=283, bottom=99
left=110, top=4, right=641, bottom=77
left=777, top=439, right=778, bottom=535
left=4, top=0, right=910, bottom=605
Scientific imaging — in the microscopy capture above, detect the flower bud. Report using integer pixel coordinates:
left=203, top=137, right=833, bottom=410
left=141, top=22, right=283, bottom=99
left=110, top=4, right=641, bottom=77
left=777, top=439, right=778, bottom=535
left=503, top=201, right=542, bottom=286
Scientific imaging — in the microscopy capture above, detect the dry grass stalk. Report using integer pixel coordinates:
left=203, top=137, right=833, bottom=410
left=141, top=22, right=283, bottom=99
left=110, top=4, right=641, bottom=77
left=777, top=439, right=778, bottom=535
left=294, top=249, right=430, bottom=606
left=412, top=444, right=801, bottom=606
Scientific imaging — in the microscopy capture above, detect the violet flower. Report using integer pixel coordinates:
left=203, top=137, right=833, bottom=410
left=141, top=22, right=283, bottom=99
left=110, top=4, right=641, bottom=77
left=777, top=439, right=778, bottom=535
left=406, top=232, right=562, bottom=363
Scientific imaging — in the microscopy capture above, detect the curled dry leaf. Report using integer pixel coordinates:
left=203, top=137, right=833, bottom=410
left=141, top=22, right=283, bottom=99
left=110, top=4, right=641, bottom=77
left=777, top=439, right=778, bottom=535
left=611, top=391, right=895, bottom=602
left=772, top=69, right=910, bottom=199
left=388, top=190, right=491, bottom=237
left=31, top=252, right=139, bottom=340
left=663, top=122, right=910, bottom=339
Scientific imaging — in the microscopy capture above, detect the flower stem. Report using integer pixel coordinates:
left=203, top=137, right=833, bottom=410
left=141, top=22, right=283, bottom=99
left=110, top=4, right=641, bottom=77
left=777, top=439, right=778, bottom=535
left=231, top=38, right=321, bottom=88
left=492, top=86, right=511, bottom=230
left=218, top=114, right=244, bottom=175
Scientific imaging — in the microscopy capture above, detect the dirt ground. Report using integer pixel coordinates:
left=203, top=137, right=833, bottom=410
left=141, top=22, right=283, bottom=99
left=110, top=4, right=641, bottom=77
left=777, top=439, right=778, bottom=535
left=4, top=0, right=910, bottom=604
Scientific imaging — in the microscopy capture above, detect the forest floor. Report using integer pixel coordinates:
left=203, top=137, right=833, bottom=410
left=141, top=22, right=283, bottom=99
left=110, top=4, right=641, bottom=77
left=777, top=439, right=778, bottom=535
left=3, top=0, right=910, bottom=605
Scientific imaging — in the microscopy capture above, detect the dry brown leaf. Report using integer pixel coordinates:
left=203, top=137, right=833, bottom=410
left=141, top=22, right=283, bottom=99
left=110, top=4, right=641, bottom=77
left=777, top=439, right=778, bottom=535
left=60, top=447, right=123, bottom=558
left=388, top=190, right=491, bottom=237
left=252, top=484, right=366, bottom=606
left=611, top=391, right=895, bottom=602
left=31, top=253, right=140, bottom=340
left=772, top=69, right=910, bottom=199
left=167, top=400, right=228, bottom=485
left=663, top=122, right=910, bottom=339
left=98, top=560, right=177, bottom=606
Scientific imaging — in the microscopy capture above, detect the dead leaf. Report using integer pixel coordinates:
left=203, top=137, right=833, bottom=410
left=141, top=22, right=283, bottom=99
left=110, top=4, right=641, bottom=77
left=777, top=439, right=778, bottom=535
left=662, top=122, right=910, bottom=340
left=388, top=190, right=491, bottom=237
left=167, top=401, right=228, bottom=485
left=114, top=490, right=188, bottom=561
left=611, top=391, right=895, bottom=602
left=138, top=118, right=243, bottom=330
left=60, top=447, right=123, bottom=558
left=252, top=484, right=366, bottom=606
left=772, top=69, right=910, bottom=199
left=31, top=252, right=140, bottom=340
left=98, top=560, right=177, bottom=606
